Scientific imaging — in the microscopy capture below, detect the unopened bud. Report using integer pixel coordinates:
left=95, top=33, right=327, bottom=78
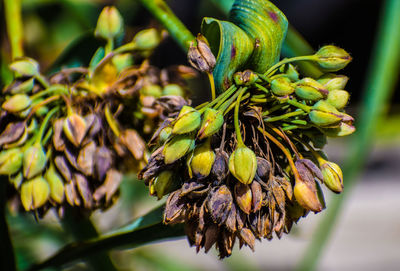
left=162, top=84, right=184, bottom=97
left=0, top=148, right=23, bottom=175
left=197, top=108, right=224, bottom=139
left=229, top=146, right=257, bottom=185
left=317, top=74, right=349, bottom=91
left=233, top=70, right=258, bottom=86
left=133, top=28, right=161, bottom=51
left=188, top=34, right=216, bottom=73
left=159, top=127, right=172, bottom=144
left=94, top=6, right=123, bottom=40
left=172, top=106, right=201, bottom=134
left=63, top=113, right=87, bottom=147
left=10, top=78, right=35, bottom=94
left=294, top=178, right=323, bottom=213
left=211, top=150, right=229, bottom=182
left=9, top=57, right=39, bottom=77
left=309, top=100, right=342, bottom=127
left=326, top=89, right=350, bottom=110
left=320, top=160, right=343, bottom=193
left=234, top=182, right=252, bottom=214
left=23, top=143, right=47, bottom=179
left=280, top=64, right=299, bottom=81
left=2, top=94, right=31, bottom=113
left=44, top=164, right=65, bottom=203
left=295, top=78, right=328, bottom=101
left=315, top=45, right=352, bottom=72
left=152, top=170, right=174, bottom=199
left=190, top=138, right=215, bottom=178
left=321, top=122, right=356, bottom=137
left=163, top=134, right=195, bottom=164
left=21, top=176, right=50, bottom=210
left=271, top=77, right=295, bottom=96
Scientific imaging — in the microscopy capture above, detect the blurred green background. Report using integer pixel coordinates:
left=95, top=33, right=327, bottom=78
left=1, top=0, right=399, bottom=270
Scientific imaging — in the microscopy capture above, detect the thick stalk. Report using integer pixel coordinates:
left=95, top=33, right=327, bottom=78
left=137, top=0, right=195, bottom=51
left=4, top=0, right=24, bottom=59
left=297, top=0, right=400, bottom=270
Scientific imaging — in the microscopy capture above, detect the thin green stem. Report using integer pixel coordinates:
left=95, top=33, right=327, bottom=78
left=297, top=0, right=400, bottom=270
left=30, top=85, right=69, bottom=100
left=137, top=0, right=195, bottom=51
left=207, top=72, right=216, bottom=100
left=36, top=106, right=59, bottom=144
left=35, top=74, right=50, bottom=89
left=264, top=110, right=305, bottom=122
left=198, top=84, right=236, bottom=113
left=265, top=55, right=317, bottom=76
left=234, top=87, right=247, bottom=146
left=286, top=99, right=311, bottom=113
left=255, top=83, right=270, bottom=95
left=219, top=88, right=241, bottom=113
left=4, top=0, right=24, bottom=59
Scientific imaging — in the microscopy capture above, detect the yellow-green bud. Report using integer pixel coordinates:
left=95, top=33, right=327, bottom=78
left=2, top=94, right=31, bottom=113
left=321, top=122, right=356, bottom=137
left=234, top=182, right=252, bottom=214
left=280, top=64, right=299, bottom=81
left=10, top=78, right=35, bottom=94
left=317, top=74, right=349, bottom=91
left=172, top=106, right=201, bottom=134
left=188, top=34, right=216, bottom=73
left=152, top=170, right=174, bottom=199
left=162, top=84, right=184, bottom=96
left=190, top=138, right=216, bottom=178
left=163, top=134, right=195, bottom=164
left=0, top=148, right=23, bottom=175
left=197, top=108, right=224, bottom=139
left=326, top=89, right=350, bottom=110
left=315, top=45, right=352, bottom=72
left=159, top=127, right=172, bottom=144
left=229, top=146, right=257, bottom=185
left=295, top=78, right=328, bottom=101
left=9, top=57, right=39, bottom=77
left=10, top=172, right=23, bottom=189
left=133, top=28, right=161, bottom=51
left=21, top=176, right=50, bottom=211
left=94, top=6, right=123, bottom=40
left=44, top=164, right=65, bottom=203
left=320, top=161, right=343, bottom=193
left=309, top=100, right=342, bottom=127
left=271, top=77, right=295, bottom=96
left=63, top=113, right=87, bottom=147
left=23, top=143, right=47, bottom=179
left=140, top=84, right=163, bottom=98
left=294, top=178, right=323, bottom=213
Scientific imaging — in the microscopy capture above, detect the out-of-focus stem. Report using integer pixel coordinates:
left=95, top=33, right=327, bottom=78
left=4, top=0, right=24, bottom=59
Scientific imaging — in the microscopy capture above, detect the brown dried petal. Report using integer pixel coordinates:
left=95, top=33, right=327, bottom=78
left=251, top=180, right=262, bottom=212
left=104, top=169, right=122, bottom=203
left=156, top=95, right=188, bottom=114
left=277, top=176, right=293, bottom=201
left=204, top=224, right=218, bottom=253
left=65, top=181, right=80, bottom=206
left=240, top=228, right=255, bottom=251
left=54, top=155, right=72, bottom=181
left=234, top=183, right=252, bottom=215
left=75, top=173, right=93, bottom=209
left=218, top=230, right=235, bottom=258
left=77, top=141, right=96, bottom=176
left=225, top=203, right=237, bottom=233
left=236, top=208, right=246, bottom=231
left=256, top=157, right=271, bottom=179
left=211, top=150, right=229, bottom=183
left=95, top=146, right=113, bottom=180
left=87, top=114, right=102, bottom=138
left=64, top=147, right=79, bottom=170
left=180, top=180, right=206, bottom=197
left=207, top=185, right=233, bottom=225
left=120, top=129, right=145, bottom=160
left=164, top=190, right=185, bottom=224
left=0, top=121, right=25, bottom=146
left=272, top=182, right=286, bottom=212
left=138, top=147, right=164, bottom=182
left=298, top=159, right=323, bottom=181
left=53, top=119, right=65, bottom=151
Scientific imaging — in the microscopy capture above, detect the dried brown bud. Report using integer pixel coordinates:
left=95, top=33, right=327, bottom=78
left=188, top=34, right=216, bottom=73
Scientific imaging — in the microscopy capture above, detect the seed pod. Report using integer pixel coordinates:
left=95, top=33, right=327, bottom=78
left=190, top=138, right=216, bottom=178
left=320, top=161, right=343, bottom=193
left=162, top=84, right=184, bottom=96
left=315, top=45, right=352, bottom=72
left=63, top=113, right=87, bottom=147
left=295, top=78, right=328, bottom=101
left=172, top=106, right=201, bottom=134
left=94, top=6, right=123, bottom=40
left=309, top=101, right=342, bottom=127
left=326, top=89, right=350, bottom=110
left=152, top=170, right=174, bottom=199
left=132, top=28, right=161, bottom=51
left=234, top=182, right=252, bottom=214
left=9, top=57, right=39, bottom=77
left=23, top=143, right=47, bottom=179
left=44, top=163, right=65, bottom=204
left=21, top=176, right=50, bottom=211
left=271, top=77, right=295, bottom=96
left=229, top=146, right=257, bottom=185
left=317, top=74, right=349, bottom=91
left=2, top=94, right=31, bottom=113
left=188, top=34, right=216, bottom=73
left=197, top=108, right=224, bottom=139
left=0, top=148, right=23, bottom=175
left=163, top=134, right=195, bottom=164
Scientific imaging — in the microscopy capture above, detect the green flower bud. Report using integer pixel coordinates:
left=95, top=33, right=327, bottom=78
left=140, top=84, right=163, bottom=98
left=172, top=106, right=201, bottom=134
left=10, top=78, right=35, bottom=94
left=197, top=108, right=224, bottom=139
left=152, top=170, right=174, bottom=199
left=159, top=127, right=172, bottom=144
left=315, top=45, right=352, bottom=72
left=21, top=176, right=50, bottom=211
left=2, top=94, right=31, bottom=113
left=326, top=89, right=350, bottom=110
left=163, top=134, right=195, bottom=164
left=295, top=78, right=329, bottom=101
left=9, top=57, right=39, bottom=77
left=94, top=6, right=123, bottom=40
left=229, top=146, right=257, bottom=185
left=63, top=113, right=87, bottom=147
left=309, top=100, right=342, bottom=127
left=271, top=77, right=295, bottom=96
left=190, top=138, right=216, bottom=178
left=321, top=122, right=356, bottom=137
left=133, top=28, right=161, bottom=51
left=317, top=74, right=349, bottom=91
left=188, top=34, right=216, bottom=73
left=320, top=160, right=343, bottom=193
left=23, top=143, right=47, bottom=179
left=162, top=84, right=184, bottom=96
left=44, top=164, right=65, bottom=204
left=280, top=64, right=299, bottom=81
left=10, top=172, right=23, bottom=189
left=0, top=148, right=23, bottom=175
left=294, top=178, right=323, bottom=213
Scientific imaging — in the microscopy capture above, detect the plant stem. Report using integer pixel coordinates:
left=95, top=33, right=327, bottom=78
left=137, top=0, right=195, bottom=51
left=264, top=110, right=305, bottom=122
left=234, top=87, right=247, bottom=146
left=297, top=0, right=400, bottom=270
left=4, top=0, right=24, bottom=59
left=207, top=72, right=216, bottom=100
left=265, top=55, right=317, bottom=76
left=286, top=99, right=311, bottom=113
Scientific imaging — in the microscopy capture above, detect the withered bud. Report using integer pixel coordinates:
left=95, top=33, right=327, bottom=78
left=207, top=185, right=233, bottom=225
left=233, top=70, right=259, bottom=86
left=188, top=34, right=216, bottom=73
left=211, top=150, right=229, bottom=183
left=63, top=113, right=87, bottom=147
